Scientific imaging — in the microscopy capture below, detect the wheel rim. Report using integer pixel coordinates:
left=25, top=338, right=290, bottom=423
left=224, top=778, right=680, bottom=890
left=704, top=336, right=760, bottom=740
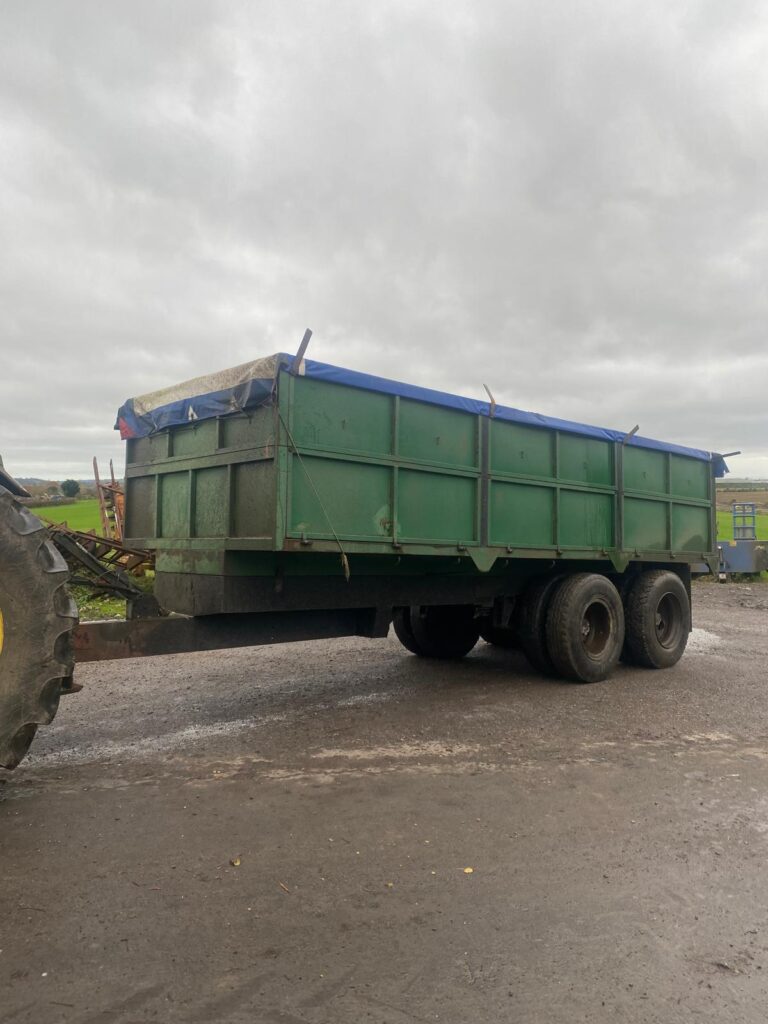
left=580, top=599, right=612, bottom=658
left=655, top=592, right=682, bottom=649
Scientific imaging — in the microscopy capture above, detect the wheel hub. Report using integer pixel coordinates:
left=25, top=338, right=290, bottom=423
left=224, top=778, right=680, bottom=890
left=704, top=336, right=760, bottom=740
left=580, top=600, right=611, bottom=656
left=654, top=593, right=680, bottom=647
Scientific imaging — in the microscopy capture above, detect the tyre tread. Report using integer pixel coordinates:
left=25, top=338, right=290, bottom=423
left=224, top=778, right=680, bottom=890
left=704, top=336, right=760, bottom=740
left=0, top=486, right=77, bottom=769
left=545, top=573, right=624, bottom=683
left=625, top=570, right=689, bottom=670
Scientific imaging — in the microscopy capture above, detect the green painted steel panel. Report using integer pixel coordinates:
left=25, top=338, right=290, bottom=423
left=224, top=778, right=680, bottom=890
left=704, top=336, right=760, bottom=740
left=624, top=446, right=667, bottom=494
left=489, top=481, right=554, bottom=546
left=220, top=407, right=275, bottom=450
left=398, top=469, right=476, bottom=542
left=124, top=475, right=155, bottom=538
left=290, top=456, right=392, bottom=538
left=172, top=420, right=218, bottom=458
left=159, top=472, right=189, bottom=538
left=232, top=461, right=276, bottom=538
left=123, top=365, right=716, bottom=572
left=559, top=435, right=613, bottom=486
left=670, top=455, right=708, bottom=500
left=624, top=497, right=668, bottom=550
left=672, top=504, right=710, bottom=551
left=194, top=467, right=229, bottom=537
left=126, top=432, right=170, bottom=467
left=559, top=490, right=613, bottom=548
left=490, top=421, right=554, bottom=478
left=398, top=399, right=478, bottom=468
left=291, top=376, right=392, bottom=456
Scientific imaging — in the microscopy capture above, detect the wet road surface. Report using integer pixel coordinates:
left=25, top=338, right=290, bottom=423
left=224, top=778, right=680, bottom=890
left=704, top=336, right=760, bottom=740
left=2, top=582, right=768, bottom=1023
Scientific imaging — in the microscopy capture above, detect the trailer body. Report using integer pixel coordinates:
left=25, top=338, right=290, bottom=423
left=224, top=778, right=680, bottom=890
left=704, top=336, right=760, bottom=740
left=119, top=354, right=721, bottom=621
left=0, top=356, right=728, bottom=771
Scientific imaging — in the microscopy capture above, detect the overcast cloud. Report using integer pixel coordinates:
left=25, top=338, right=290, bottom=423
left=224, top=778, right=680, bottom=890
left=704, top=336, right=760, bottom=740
left=1, top=1, right=766, bottom=479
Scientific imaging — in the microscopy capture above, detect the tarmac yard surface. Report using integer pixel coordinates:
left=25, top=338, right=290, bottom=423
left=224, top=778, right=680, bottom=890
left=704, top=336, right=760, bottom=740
left=2, top=582, right=768, bottom=1023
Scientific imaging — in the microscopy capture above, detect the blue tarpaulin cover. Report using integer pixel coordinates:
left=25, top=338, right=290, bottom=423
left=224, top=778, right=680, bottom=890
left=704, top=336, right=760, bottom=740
left=116, top=352, right=728, bottom=477
left=116, top=355, right=291, bottom=440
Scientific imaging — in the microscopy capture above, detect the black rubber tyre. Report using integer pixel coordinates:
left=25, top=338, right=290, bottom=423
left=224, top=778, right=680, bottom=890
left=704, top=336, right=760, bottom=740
left=392, top=606, right=423, bottom=655
left=545, top=573, right=624, bottom=683
left=479, top=623, right=519, bottom=649
left=517, top=576, right=564, bottom=676
left=625, top=570, right=689, bottom=669
left=0, top=487, right=78, bottom=769
left=393, top=605, right=479, bottom=659
left=614, top=572, right=639, bottom=664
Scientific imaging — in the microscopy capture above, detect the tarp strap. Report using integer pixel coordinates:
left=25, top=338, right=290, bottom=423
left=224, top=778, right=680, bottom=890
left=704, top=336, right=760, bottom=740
left=277, top=410, right=351, bottom=581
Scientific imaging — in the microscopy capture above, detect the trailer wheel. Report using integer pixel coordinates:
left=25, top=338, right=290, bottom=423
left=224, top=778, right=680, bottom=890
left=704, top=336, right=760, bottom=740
left=393, top=605, right=479, bottom=659
left=479, top=623, right=519, bottom=649
left=392, top=607, right=423, bottom=655
left=517, top=576, right=564, bottom=676
left=613, top=572, right=639, bottom=664
left=625, top=570, right=689, bottom=669
left=0, top=488, right=77, bottom=769
left=545, top=573, right=624, bottom=683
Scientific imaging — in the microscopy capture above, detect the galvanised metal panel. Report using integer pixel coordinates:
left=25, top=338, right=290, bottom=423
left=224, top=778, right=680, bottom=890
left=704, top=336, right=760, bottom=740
left=559, top=491, right=614, bottom=548
left=558, top=435, right=614, bottom=486
left=624, top=497, right=668, bottom=550
left=490, top=421, right=554, bottom=479
left=489, top=482, right=554, bottom=547
left=398, top=399, right=478, bottom=469
left=291, top=375, right=392, bottom=456
left=397, top=469, right=477, bottom=542
left=290, top=456, right=392, bottom=539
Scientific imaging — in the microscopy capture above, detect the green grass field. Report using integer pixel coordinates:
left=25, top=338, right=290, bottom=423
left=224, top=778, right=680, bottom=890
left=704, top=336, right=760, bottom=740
left=716, top=510, right=768, bottom=541
left=29, top=498, right=102, bottom=533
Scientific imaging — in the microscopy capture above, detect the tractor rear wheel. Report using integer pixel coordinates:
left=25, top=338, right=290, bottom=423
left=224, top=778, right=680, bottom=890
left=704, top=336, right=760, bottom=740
left=0, top=487, right=77, bottom=769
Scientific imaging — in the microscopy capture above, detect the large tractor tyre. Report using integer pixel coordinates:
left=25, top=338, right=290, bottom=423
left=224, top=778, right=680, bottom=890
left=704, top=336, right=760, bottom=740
left=0, top=487, right=78, bottom=769
left=517, top=576, right=564, bottom=676
left=545, top=573, right=624, bottom=683
left=393, top=605, right=480, bottom=659
left=625, top=570, right=690, bottom=670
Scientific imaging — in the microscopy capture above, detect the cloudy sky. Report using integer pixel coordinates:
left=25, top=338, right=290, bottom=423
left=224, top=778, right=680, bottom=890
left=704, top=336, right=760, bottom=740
left=1, top=1, right=766, bottom=479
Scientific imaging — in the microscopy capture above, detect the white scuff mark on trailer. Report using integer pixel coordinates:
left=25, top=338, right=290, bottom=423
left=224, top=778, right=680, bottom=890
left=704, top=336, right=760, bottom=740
left=686, top=628, right=722, bottom=654
left=26, top=715, right=286, bottom=767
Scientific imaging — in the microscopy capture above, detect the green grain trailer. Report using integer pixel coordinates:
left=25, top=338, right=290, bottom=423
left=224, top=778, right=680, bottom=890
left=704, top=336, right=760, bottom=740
left=0, top=350, right=727, bottom=768
left=118, top=351, right=723, bottom=675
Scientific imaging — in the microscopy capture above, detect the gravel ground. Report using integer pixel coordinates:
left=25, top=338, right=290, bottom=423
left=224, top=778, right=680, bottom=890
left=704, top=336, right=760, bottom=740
left=2, top=581, right=768, bottom=1023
